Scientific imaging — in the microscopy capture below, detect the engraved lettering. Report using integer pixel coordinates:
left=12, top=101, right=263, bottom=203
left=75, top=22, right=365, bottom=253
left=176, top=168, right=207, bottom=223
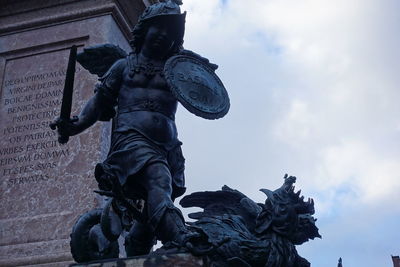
left=7, top=174, right=50, bottom=186
left=0, top=154, right=32, bottom=167
left=4, top=94, right=33, bottom=105
left=177, top=72, right=185, bottom=81
left=0, top=146, right=24, bottom=156
left=189, top=91, right=199, bottom=100
left=1, top=66, right=74, bottom=187
left=189, top=91, right=211, bottom=104
left=33, top=149, right=69, bottom=160
left=7, top=99, right=62, bottom=114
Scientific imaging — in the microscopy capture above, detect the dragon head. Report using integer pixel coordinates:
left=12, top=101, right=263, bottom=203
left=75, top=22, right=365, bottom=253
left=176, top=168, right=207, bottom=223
left=255, top=174, right=321, bottom=244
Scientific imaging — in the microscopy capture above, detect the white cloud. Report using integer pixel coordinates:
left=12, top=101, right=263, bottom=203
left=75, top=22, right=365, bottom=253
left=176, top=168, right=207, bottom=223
left=179, top=0, right=400, bottom=265
left=273, top=99, right=316, bottom=146
left=310, top=140, right=400, bottom=213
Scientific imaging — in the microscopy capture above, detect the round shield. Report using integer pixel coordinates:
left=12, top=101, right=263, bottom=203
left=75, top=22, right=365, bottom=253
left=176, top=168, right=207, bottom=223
left=164, top=55, right=230, bottom=120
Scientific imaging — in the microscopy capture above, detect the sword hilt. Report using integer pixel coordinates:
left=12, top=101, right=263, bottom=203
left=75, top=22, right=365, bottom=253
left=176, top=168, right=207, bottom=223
left=49, top=121, right=57, bottom=130
left=58, top=134, right=69, bottom=144
left=49, top=121, right=69, bottom=144
left=49, top=116, right=79, bottom=144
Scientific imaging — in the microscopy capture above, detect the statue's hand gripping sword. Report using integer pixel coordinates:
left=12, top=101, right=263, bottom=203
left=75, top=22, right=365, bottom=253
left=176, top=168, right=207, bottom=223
left=50, top=45, right=77, bottom=144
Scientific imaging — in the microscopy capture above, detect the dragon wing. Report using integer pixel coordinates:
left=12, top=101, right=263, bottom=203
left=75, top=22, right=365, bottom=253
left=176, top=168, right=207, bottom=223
left=180, top=185, right=262, bottom=231
left=77, top=44, right=128, bottom=77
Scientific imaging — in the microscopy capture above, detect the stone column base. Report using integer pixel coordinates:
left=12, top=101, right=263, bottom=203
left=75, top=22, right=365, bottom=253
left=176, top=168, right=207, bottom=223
left=71, top=253, right=205, bottom=267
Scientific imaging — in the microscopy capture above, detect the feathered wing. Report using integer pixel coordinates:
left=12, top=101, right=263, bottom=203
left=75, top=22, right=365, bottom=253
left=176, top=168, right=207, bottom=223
left=179, top=185, right=262, bottom=232
left=77, top=44, right=128, bottom=77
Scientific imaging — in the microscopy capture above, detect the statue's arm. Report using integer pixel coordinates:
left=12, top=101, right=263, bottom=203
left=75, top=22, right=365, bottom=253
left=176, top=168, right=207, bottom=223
left=70, top=94, right=102, bottom=135
left=54, top=58, right=126, bottom=137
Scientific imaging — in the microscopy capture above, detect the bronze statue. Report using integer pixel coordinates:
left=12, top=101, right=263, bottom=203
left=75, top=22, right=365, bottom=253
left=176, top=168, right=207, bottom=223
left=179, top=174, right=321, bottom=267
left=52, top=1, right=320, bottom=266
left=51, top=0, right=229, bottom=262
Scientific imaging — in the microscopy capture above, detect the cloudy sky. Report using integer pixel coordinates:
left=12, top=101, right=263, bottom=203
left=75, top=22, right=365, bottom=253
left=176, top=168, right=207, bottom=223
left=174, top=0, right=400, bottom=266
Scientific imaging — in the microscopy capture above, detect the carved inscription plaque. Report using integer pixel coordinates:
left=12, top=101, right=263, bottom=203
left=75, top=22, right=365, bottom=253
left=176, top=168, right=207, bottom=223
left=0, top=49, right=99, bottom=265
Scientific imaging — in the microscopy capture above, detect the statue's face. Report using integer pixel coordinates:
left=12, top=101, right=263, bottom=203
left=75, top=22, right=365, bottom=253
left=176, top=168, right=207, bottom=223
left=142, top=22, right=175, bottom=56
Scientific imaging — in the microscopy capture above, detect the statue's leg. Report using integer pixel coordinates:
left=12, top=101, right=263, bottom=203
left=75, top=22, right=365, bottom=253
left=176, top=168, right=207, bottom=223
left=141, top=162, right=188, bottom=244
left=125, top=221, right=155, bottom=257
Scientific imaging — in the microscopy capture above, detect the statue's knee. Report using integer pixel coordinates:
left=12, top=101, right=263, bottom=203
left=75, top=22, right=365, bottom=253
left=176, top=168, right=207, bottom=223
left=148, top=184, right=173, bottom=202
left=157, top=178, right=173, bottom=193
left=145, top=163, right=172, bottom=192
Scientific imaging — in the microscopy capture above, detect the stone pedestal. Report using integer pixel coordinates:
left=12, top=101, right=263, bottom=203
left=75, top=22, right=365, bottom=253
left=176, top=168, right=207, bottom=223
left=71, top=253, right=205, bottom=267
left=0, top=1, right=144, bottom=266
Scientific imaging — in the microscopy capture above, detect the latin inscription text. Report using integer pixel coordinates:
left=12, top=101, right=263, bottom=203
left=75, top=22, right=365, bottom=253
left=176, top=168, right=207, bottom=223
left=1, top=69, right=72, bottom=186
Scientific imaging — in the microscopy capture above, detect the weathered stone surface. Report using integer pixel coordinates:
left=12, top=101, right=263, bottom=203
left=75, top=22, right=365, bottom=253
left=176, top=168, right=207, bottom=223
left=0, top=1, right=144, bottom=266
left=71, top=253, right=205, bottom=267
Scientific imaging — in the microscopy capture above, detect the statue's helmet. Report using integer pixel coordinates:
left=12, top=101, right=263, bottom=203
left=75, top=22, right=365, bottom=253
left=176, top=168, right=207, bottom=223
left=130, top=0, right=186, bottom=53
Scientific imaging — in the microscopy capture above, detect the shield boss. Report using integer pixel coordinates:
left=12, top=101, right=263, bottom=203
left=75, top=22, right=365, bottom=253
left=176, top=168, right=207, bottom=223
left=164, top=55, right=230, bottom=119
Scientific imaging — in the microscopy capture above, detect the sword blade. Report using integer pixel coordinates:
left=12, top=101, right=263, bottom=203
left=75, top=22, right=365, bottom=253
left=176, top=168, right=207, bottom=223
left=56, top=45, right=77, bottom=144
left=60, top=45, right=77, bottom=120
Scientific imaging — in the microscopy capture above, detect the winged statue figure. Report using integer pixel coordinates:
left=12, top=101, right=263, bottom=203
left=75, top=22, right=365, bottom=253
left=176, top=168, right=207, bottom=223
left=52, top=0, right=230, bottom=263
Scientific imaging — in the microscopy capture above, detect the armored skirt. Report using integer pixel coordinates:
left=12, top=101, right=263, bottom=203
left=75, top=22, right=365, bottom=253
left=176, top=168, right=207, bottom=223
left=95, top=130, right=186, bottom=201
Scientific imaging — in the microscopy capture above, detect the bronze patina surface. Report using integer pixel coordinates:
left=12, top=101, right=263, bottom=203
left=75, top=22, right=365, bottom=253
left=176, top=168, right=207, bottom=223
left=164, top=54, right=230, bottom=120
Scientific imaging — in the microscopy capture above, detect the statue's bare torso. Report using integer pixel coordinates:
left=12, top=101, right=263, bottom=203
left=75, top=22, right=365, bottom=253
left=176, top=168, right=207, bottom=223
left=107, top=54, right=179, bottom=147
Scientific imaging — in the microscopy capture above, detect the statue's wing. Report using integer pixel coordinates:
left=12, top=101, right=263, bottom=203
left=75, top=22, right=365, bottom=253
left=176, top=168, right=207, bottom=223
left=180, top=185, right=262, bottom=230
left=77, top=44, right=128, bottom=77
